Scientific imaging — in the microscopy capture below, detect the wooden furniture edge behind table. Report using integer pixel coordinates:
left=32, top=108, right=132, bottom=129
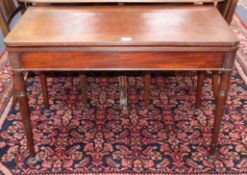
left=0, top=0, right=50, bottom=109
left=17, top=0, right=238, bottom=23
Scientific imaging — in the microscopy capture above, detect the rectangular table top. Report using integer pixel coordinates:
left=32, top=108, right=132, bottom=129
left=5, top=5, right=238, bottom=47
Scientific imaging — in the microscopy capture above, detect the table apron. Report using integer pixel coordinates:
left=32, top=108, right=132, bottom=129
left=10, top=51, right=230, bottom=71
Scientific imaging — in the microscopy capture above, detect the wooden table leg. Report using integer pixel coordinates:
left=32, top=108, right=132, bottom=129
left=195, top=71, right=205, bottom=109
left=11, top=88, right=17, bottom=109
left=123, top=76, right=128, bottom=109
left=119, top=76, right=123, bottom=107
left=119, top=76, right=121, bottom=105
left=119, top=76, right=128, bottom=109
left=144, top=73, right=151, bottom=108
left=210, top=71, right=231, bottom=156
left=39, top=72, right=49, bottom=109
left=80, top=74, right=88, bottom=110
left=212, top=71, right=221, bottom=101
left=13, top=71, right=35, bottom=157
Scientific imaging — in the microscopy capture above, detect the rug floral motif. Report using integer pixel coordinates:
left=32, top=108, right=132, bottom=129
left=0, top=65, right=246, bottom=175
left=0, top=51, right=13, bottom=119
left=232, top=15, right=247, bottom=83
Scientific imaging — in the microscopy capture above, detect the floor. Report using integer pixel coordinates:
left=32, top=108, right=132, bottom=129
left=237, top=0, right=247, bottom=25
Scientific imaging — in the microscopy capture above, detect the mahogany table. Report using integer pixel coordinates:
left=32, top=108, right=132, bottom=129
left=5, top=5, right=239, bottom=158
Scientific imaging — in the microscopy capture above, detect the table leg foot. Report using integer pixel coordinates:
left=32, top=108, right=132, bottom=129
left=13, top=71, right=35, bottom=157
left=208, top=154, right=215, bottom=163
left=29, top=157, right=38, bottom=164
left=210, top=71, right=231, bottom=156
left=194, top=108, right=201, bottom=116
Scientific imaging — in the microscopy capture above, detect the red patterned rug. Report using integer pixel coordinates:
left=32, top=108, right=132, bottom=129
left=0, top=17, right=247, bottom=175
left=232, top=15, right=247, bottom=84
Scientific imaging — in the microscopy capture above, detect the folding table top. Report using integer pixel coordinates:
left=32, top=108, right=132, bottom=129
left=5, top=5, right=238, bottom=47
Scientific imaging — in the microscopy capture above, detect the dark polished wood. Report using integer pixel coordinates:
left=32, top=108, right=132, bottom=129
left=0, top=0, right=49, bottom=111
left=18, top=0, right=238, bottom=26
left=0, top=0, right=25, bottom=109
left=0, top=0, right=25, bottom=36
left=210, top=70, right=232, bottom=155
left=195, top=71, right=205, bottom=109
left=18, top=0, right=239, bottom=117
left=197, top=70, right=220, bottom=109
left=13, top=70, right=35, bottom=157
left=119, top=76, right=128, bottom=109
left=196, top=0, right=238, bottom=109
left=5, top=6, right=238, bottom=47
left=217, top=0, right=238, bottom=23
left=212, top=71, right=220, bottom=100
left=39, top=72, right=49, bottom=109
left=10, top=51, right=227, bottom=70
left=5, top=5, right=238, bottom=157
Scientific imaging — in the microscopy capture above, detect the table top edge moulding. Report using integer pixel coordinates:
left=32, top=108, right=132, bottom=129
left=4, top=5, right=239, bottom=48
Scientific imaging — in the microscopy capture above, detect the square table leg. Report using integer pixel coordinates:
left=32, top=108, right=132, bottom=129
left=13, top=71, right=35, bottom=157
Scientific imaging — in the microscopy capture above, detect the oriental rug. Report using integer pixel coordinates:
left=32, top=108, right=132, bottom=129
left=0, top=16, right=246, bottom=175
left=232, top=15, right=247, bottom=83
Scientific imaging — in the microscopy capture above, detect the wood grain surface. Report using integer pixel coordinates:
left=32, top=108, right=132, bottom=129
left=5, top=5, right=238, bottom=47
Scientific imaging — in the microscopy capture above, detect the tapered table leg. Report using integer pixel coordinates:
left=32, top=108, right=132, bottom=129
left=119, top=76, right=128, bottom=109
left=210, top=71, right=232, bottom=156
left=212, top=71, right=220, bottom=101
left=13, top=71, right=35, bottom=157
left=195, top=71, right=205, bottom=109
left=11, top=88, right=17, bottom=109
left=119, top=76, right=122, bottom=106
left=39, top=72, right=49, bottom=109
left=80, top=74, right=88, bottom=110
left=144, top=73, right=151, bottom=108
left=123, top=76, right=128, bottom=109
